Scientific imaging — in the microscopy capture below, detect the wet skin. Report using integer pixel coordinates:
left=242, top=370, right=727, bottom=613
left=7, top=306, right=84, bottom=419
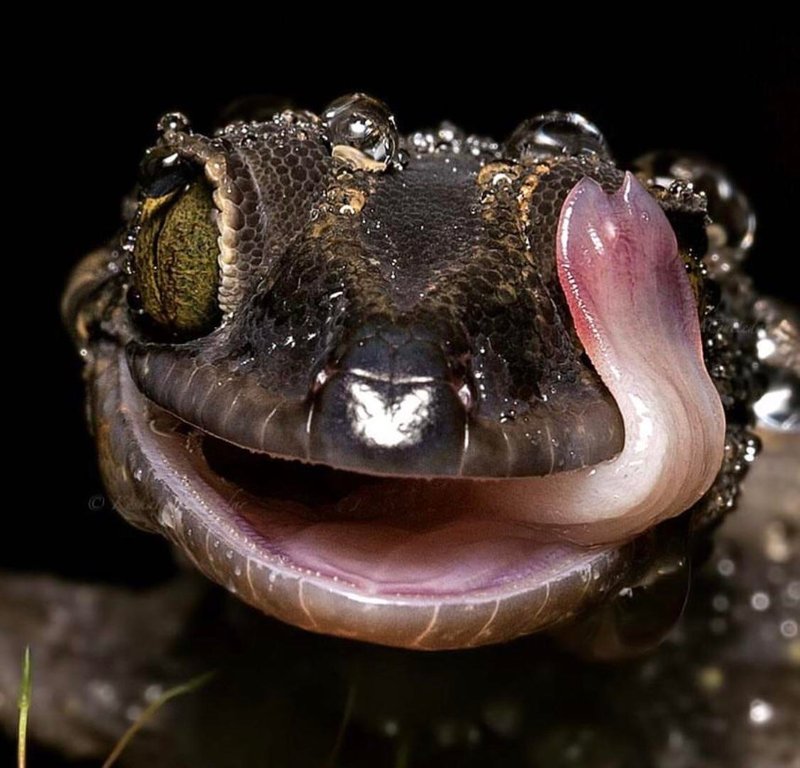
left=62, top=98, right=762, bottom=649
left=2, top=96, right=796, bottom=766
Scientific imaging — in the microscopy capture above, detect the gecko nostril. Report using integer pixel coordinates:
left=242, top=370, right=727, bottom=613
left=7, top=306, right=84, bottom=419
left=306, top=322, right=471, bottom=475
left=316, top=321, right=475, bottom=395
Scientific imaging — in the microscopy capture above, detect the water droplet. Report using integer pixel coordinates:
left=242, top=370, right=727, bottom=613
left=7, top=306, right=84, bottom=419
left=436, top=122, right=459, bottom=145
left=750, top=591, right=771, bottom=611
left=634, top=151, right=756, bottom=271
left=157, top=112, right=191, bottom=133
left=323, top=93, right=398, bottom=170
left=506, top=111, right=611, bottom=162
left=457, top=383, right=473, bottom=409
left=753, top=371, right=799, bottom=431
left=748, top=698, right=774, bottom=725
left=410, top=131, right=433, bottom=152
left=158, top=504, right=179, bottom=531
left=133, top=468, right=143, bottom=482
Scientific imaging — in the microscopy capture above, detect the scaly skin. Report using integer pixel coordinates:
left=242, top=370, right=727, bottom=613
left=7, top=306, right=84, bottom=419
left=61, top=99, right=761, bottom=649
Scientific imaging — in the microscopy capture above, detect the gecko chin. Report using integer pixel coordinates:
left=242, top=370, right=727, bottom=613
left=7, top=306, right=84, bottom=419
left=91, top=174, right=725, bottom=650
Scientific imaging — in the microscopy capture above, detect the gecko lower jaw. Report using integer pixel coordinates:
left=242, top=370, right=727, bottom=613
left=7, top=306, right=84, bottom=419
left=97, top=351, right=645, bottom=649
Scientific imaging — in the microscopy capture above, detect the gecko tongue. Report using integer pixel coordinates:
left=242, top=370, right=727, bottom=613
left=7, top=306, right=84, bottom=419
left=458, top=172, right=726, bottom=542
left=553, top=171, right=726, bottom=537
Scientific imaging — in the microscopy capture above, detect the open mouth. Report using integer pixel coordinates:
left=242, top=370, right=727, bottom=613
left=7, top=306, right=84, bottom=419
left=95, top=173, right=725, bottom=649
left=99, top=351, right=634, bottom=649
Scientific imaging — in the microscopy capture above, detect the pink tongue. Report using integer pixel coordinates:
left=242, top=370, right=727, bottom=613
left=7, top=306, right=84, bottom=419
left=462, top=172, right=726, bottom=543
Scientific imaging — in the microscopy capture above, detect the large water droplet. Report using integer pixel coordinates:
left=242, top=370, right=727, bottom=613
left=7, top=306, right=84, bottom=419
left=753, top=299, right=800, bottom=432
left=322, top=93, right=398, bottom=170
left=157, top=112, right=190, bottom=134
left=752, top=297, right=800, bottom=431
left=634, top=151, right=756, bottom=274
left=753, top=367, right=799, bottom=432
left=506, top=111, right=611, bottom=162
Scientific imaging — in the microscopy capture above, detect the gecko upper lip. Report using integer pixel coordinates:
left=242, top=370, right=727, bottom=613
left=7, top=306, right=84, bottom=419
left=126, top=329, right=624, bottom=480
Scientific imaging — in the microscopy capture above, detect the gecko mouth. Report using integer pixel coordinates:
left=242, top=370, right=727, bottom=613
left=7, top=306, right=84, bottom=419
left=101, top=352, right=633, bottom=649
left=97, top=173, right=725, bottom=649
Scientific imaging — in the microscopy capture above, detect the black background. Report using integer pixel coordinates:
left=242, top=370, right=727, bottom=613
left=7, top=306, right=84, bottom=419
left=18, top=35, right=800, bottom=580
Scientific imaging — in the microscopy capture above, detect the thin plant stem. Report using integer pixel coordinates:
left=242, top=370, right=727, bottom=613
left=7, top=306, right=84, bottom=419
left=17, top=647, right=32, bottom=768
left=102, top=671, right=215, bottom=768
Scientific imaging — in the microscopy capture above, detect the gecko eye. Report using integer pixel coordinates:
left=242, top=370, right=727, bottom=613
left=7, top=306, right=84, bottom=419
left=129, top=149, right=221, bottom=339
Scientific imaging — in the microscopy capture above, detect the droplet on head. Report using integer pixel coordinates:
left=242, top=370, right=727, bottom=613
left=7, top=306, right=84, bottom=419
left=634, top=151, right=756, bottom=272
left=323, top=93, right=398, bottom=171
left=157, top=112, right=191, bottom=134
left=506, top=111, right=611, bottom=162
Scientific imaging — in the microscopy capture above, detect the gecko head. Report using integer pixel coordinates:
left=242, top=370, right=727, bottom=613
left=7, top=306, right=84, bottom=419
left=65, top=99, right=749, bottom=650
